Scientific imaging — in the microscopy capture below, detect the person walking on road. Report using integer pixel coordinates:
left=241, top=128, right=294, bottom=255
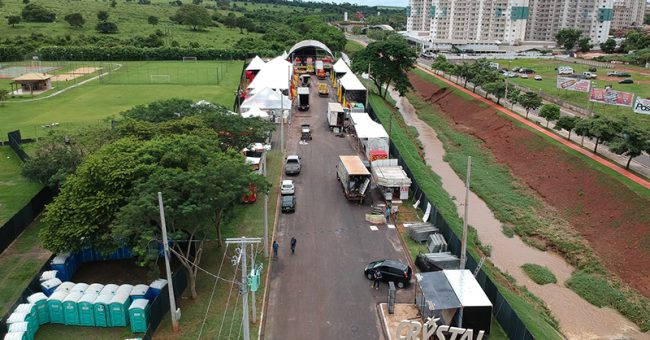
left=385, top=205, right=391, bottom=223
left=290, top=237, right=297, bottom=254
left=372, top=269, right=382, bottom=290
left=273, top=240, right=279, bottom=258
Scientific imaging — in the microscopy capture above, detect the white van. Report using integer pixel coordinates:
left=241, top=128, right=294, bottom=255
left=582, top=72, right=597, bottom=79
left=558, top=66, right=574, bottom=75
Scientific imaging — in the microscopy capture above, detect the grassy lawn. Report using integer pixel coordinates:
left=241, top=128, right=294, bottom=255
left=369, top=94, right=563, bottom=339
left=492, top=59, right=650, bottom=128
left=344, top=40, right=365, bottom=55
left=0, top=220, right=51, bottom=317
left=0, top=146, right=42, bottom=225
left=521, top=264, right=557, bottom=285
left=0, top=0, right=262, bottom=49
left=0, top=60, right=243, bottom=139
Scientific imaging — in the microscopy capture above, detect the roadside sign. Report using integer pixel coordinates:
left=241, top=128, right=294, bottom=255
left=556, top=77, right=591, bottom=92
left=633, top=98, right=650, bottom=115
left=589, top=88, right=634, bottom=107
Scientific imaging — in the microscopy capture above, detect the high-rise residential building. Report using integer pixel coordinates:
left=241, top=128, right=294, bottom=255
left=611, top=0, right=646, bottom=29
left=406, top=0, right=530, bottom=45
left=525, top=0, right=614, bottom=44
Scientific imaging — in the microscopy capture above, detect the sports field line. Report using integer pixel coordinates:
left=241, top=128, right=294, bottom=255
left=414, top=64, right=650, bottom=191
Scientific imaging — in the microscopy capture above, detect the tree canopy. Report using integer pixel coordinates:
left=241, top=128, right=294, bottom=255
left=555, top=28, right=582, bottom=51
left=64, top=13, right=85, bottom=28
left=173, top=4, right=212, bottom=31
left=518, top=92, right=543, bottom=117
left=351, top=35, right=417, bottom=98
left=539, top=104, right=561, bottom=128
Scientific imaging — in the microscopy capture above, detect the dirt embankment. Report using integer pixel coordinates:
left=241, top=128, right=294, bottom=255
left=408, top=72, right=650, bottom=297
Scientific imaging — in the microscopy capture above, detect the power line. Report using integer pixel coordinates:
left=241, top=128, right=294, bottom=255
left=227, top=279, right=242, bottom=340
left=166, top=244, right=240, bottom=285
left=217, top=259, right=240, bottom=339
left=197, top=243, right=230, bottom=339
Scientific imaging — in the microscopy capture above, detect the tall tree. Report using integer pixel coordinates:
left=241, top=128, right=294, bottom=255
left=578, top=38, right=592, bottom=53
left=576, top=116, right=623, bottom=153
left=609, top=124, right=650, bottom=169
left=7, top=15, right=20, bottom=27
left=555, top=28, right=582, bottom=50
left=483, top=81, right=506, bottom=105
left=431, top=54, right=453, bottom=74
left=539, top=104, right=561, bottom=128
left=351, top=35, right=417, bottom=98
left=64, top=13, right=85, bottom=28
left=600, top=38, right=617, bottom=53
left=554, top=115, right=579, bottom=140
left=173, top=4, right=211, bottom=31
left=236, top=16, right=252, bottom=34
left=518, top=92, right=543, bottom=118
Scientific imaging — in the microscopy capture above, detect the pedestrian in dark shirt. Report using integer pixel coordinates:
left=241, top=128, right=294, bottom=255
left=373, top=269, right=382, bottom=290
left=290, top=237, right=297, bottom=254
left=272, top=240, right=279, bottom=257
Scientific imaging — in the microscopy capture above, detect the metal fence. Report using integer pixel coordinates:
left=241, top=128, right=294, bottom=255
left=368, top=104, right=535, bottom=340
left=143, top=267, right=188, bottom=340
left=0, top=186, right=56, bottom=255
left=7, top=130, right=29, bottom=162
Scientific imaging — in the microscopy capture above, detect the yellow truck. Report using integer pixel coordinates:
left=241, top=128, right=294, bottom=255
left=318, top=83, right=329, bottom=97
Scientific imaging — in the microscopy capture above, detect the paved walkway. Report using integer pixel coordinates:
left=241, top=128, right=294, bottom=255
left=415, top=64, right=650, bottom=190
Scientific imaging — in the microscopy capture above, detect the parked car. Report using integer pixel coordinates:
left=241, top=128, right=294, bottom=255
left=607, top=71, right=631, bottom=77
left=284, top=155, right=301, bottom=175
left=280, top=180, right=295, bottom=195
left=420, top=51, right=435, bottom=59
left=519, top=68, right=535, bottom=74
left=281, top=195, right=296, bottom=213
left=534, top=75, right=543, bottom=81
left=520, top=74, right=529, bottom=79
left=505, top=72, right=518, bottom=78
left=618, top=79, right=634, bottom=84
left=364, top=259, right=412, bottom=288
left=582, top=72, right=597, bottom=79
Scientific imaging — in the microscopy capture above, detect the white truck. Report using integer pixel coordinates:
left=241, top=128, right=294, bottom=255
left=558, top=66, right=574, bottom=75
left=336, top=155, right=371, bottom=204
left=327, top=102, right=345, bottom=130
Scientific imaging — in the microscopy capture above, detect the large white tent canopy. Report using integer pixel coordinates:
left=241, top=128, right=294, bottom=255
left=245, top=56, right=266, bottom=71
left=339, top=72, right=366, bottom=91
left=247, top=56, right=293, bottom=91
left=241, top=106, right=270, bottom=119
left=241, top=87, right=291, bottom=111
left=288, top=40, right=334, bottom=57
left=333, top=58, right=352, bottom=74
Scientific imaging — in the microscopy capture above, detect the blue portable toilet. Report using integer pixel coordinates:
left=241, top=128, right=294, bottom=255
left=40, top=278, right=61, bottom=297
left=80, top=247, right=94, bottom=263
left=27, top=293, right=49, bottom=325
left=50, top=253, right=73, bottom=281
left=109, top=293, right=131, bottom=327
left=78, top=293, right=98, bottom=326
left=7, top=322, right=30, bottom=340
left=14, top=304, right=38, bottom=337
left=147, top=279, right=167, bottom=300
left=100, top=284, right=119, bottom=296
left=71, top=283, right=89, bottom=295
left=128, top=299, right=150, bottom=333
left=54, top=281, right=75, bottom=294
left=47, top=291, right=68, bottom=324
left=93, top=294, right=113, bottom=327
left=39, top=270, right=59, bottom=282
left=62, top=292, right=83, bottom=325
left=87, top=283, right=104, bottom=295
left=130, top=285, right=149, bottom=301
left=71, top=251, right=82, bottom=272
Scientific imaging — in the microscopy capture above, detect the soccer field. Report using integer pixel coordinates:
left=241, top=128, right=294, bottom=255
left=0, top=60, right=243, bottom=139
left=493, top=58, right=650, bottom=127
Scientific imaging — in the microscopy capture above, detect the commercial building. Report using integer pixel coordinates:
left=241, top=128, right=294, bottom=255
left=611, top=0, right=646, bottom=29
left=525, top=0, right=615, bottom=44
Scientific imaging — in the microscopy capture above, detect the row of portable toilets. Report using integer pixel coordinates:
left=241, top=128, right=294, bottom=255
left=4, top=273, right=167, bottom=340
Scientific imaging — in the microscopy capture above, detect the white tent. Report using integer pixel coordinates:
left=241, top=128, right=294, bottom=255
left=281, top=51, right=288, bottom=59
left=333, top=58, right=352, bottom=74
left=339, top=72, right=366, bottom=91
left=350, top=112, right=389, bottom=159
left=245, top=56, right=266, bottom=71
left=247, top=56, right=293, bottom=91
left=241, top=87, right=291, bottom=111
left=241, top=106, right=270, bottom=119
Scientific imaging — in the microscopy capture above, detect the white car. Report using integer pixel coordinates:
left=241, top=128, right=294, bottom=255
left=281, top=180, right=295, bottom=195
left=520, top=74, right=529, bottom=79
left=534, top=75, right=542, bottom=81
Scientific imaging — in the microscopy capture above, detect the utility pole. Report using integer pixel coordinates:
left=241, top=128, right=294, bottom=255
left=250, top=244, right=257, bottom=324
left=158, top=192, right=179, bottom=332
left=263, top=151, right=269, bottom=258
left=365, top=62, right=370, bottom=110
left=225, top=237, right=262, bottom=340
left=459, top=156, right=471, bottom=269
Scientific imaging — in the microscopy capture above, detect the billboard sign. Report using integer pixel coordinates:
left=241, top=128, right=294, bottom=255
left=556, top=77, right=591, bottom=92
left=633, top=98, right=650, bottom=115
left=589, top=88, right=634, bottom=107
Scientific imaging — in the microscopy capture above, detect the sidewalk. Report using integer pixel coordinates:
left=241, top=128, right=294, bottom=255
left=418, top=61, right=650, bottom=180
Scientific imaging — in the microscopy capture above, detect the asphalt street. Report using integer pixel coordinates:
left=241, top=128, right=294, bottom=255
left=263, top=76, right=413, bottom=339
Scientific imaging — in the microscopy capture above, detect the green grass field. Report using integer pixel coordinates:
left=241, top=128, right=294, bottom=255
left=0, top=0, right=266, bottom=49
left=494, top=58, right=650, bottom=128
left=0, top=146, right=42, bottom=225
left=0, top=60, right=243, bottom=139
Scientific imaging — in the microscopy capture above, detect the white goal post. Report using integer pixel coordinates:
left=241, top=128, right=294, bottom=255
left=182, top=56, right=198, bottom=62
left=150, top=75, right=171, bottom=83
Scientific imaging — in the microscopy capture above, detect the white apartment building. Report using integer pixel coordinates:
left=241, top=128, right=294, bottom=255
left=525, top=0, right=615, bottom=44
left=406, top=0, right=530, bottom=45
left=611, top=0, right=646, bottom=29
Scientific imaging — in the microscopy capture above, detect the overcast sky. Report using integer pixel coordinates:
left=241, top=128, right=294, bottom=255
left=302, top=0, right=409, bottom=8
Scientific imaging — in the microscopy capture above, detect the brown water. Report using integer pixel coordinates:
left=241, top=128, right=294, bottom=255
left=389, top=88, right=646, bottom=339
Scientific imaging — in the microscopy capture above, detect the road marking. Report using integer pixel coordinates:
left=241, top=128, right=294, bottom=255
left=369, top=225, right=378, bottom=231
left=387, top=224, right=395, bottom=229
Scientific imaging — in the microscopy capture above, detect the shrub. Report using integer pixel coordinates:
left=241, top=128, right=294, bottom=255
left=96, top=22, right=118, bottom=34
left=21, top=4, right=56, bottom=22
left=521, top=264, right=557, bottom=285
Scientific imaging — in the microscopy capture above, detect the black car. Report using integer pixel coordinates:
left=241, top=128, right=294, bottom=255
left=364, top=259, right=412, bottom=288
left=281, top=195, right=296, bottom=213
left=618, top=79, right=634, bottom=84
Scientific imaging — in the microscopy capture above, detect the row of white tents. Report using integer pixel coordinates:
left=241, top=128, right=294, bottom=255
left=240, top=55, right=293, bottom=121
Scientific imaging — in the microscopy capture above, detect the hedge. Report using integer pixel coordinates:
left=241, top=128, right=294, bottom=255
left=0, top=46, right=280, bottom=62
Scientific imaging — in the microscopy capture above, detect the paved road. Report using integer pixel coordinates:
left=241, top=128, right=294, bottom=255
left=264, top=77, right=413, bottom=339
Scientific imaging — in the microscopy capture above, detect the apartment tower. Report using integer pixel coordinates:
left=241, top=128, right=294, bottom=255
left=611, top=0, right=646, bottom=29
left=525, top=0, right=615, bottom=43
